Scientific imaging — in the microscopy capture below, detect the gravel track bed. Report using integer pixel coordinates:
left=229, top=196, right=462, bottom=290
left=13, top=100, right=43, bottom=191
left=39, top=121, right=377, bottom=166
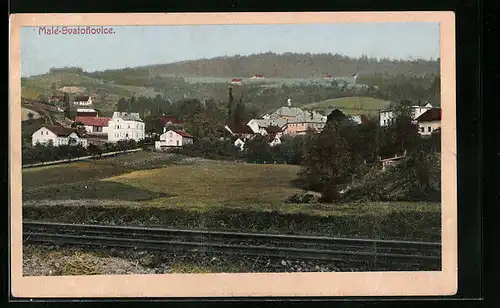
left=23, top=244, right=431, bottom=276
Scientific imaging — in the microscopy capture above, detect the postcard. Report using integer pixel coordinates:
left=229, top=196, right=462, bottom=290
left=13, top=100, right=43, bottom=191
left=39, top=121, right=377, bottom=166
left=9, top=11, right=457, bottom=298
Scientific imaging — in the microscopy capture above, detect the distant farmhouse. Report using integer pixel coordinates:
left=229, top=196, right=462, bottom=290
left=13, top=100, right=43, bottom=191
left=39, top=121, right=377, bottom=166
left=231, top=78, right=243, bottom=85
left=72, top=95, right=93, bottom=107
left=251, top=74, right=265, bottom=79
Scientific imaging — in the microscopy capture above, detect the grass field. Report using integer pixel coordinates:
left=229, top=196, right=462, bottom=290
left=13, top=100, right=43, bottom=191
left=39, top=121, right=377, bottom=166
left=302, top=96, right=392, bottom=116
left=22, top=151, right=441, bottom=240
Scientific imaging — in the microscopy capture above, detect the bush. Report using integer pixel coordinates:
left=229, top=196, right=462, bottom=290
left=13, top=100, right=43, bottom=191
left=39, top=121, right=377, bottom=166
left=342, top=151, right=441, bottom=202
left=285, top=191, right=319, bottom=204
left=171, top=138, right=241, bottom=160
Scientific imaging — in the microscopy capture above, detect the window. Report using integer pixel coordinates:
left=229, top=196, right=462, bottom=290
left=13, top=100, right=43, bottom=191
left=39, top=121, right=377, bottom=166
left=420, top=127, right=424, bottom=132
left=176, top=140, right=180, bottom=146
left=126, top=133, right=129, bottom=138
left=128, top=125, right=130, bottom=129
left=428, top=126, right=431, bottom=132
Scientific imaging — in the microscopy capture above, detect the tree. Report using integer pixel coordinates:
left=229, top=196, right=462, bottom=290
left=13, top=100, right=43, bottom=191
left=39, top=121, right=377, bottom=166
left=297, top=122, right=353, bottom=202
left=227, top=87, right=234, bottom=124
left=233, top=93, right=246, bottom=125
left=117, top=97, right=129, bottom=112
left=27, top=112, right=34, bottom=120
left=244, top=135, right=273, bottom=163
left=326, top=109, right=348, bottom=125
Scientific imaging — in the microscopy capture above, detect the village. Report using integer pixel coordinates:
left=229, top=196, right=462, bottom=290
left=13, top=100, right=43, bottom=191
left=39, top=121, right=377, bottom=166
left=28, top=89, right=442, bottom=170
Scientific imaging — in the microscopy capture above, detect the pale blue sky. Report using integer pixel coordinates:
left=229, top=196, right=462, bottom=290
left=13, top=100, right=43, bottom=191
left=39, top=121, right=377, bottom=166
left=20, top=22, right=440, bottom=77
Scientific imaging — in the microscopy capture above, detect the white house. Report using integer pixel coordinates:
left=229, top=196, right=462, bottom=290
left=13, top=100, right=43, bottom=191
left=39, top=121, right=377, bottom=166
left=72, top=96, right=93, bottom=106
left=107, top=112, right=145, bottom=142
left=416, top=108, right=441, bottom=136
left=234, top=138, right=246, bottom=151
left=379, top=102, right=434, bottom=127
left=268, top=134, right=282, bottom=147
left=74, top=116, right=111, bottom=133
left=247, top=118, right=287, bottom=135
left=31, top=126, right=88, bottom=148
left=155, top=130, right=194, bottom=150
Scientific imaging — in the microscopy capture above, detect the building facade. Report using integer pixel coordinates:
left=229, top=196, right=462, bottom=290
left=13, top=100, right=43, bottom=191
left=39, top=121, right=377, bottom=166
left=155, top=130, right=194, bottom=150
left=416, top=108, right=441, bottom=136
left=107, top=112, right=145, bottom=142
left=379, top=102, right=434, bottom=127
left=32, top=126, right=88, bottom=148
left=74, top=116, right=111, bottom=133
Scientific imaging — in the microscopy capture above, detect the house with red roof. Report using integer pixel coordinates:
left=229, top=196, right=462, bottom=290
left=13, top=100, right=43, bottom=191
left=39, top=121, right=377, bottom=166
left=416, top=108, right=441, bottom=136
left=231, top=78, right=243, bottom=85
left=155, top=129, right=194, bottom=150
left=74, top=116, right=111, bottom=134
left=251, top=73, right=264, bottom=79
left=156, top=115, right=184, bottom=132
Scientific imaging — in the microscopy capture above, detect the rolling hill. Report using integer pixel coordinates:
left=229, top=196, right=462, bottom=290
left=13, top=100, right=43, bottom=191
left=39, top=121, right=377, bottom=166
left=302, top=97, right=393, bottom=116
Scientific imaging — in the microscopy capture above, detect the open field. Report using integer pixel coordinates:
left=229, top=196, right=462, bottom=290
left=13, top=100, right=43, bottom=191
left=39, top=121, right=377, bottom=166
left=22, top=151, right=441, bottom=241
left=302, top=96, right=392, bottom=116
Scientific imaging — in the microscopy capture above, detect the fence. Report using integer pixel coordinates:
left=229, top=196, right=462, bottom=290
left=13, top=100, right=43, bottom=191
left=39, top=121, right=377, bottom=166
left=22, top=148, right=143, bottom=169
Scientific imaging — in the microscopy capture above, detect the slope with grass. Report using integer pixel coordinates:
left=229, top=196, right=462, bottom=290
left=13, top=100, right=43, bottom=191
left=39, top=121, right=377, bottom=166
left=302, top=96, right=392, bottom=116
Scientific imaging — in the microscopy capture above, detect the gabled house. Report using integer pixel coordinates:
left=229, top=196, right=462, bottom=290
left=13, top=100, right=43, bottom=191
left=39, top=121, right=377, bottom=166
left=416, top=108, right=441, bottom=136
left=72, top=95, right=93, bottom=106
left=251, top=74, right=264, bottom=79
left=224, top=123, right=255, bottom=140
left=74, top=116, right=111, bottom=133
left=231, top=78, right=243, bottom=85
left=247, top=118, right=287, bottom=135
left=379, top=102, right=434, bottom=127
left=31, top=126, right=88, bottom=148
left=107, top=112, right=145, bottom=142
left=155, top=130, right=194, bottom=150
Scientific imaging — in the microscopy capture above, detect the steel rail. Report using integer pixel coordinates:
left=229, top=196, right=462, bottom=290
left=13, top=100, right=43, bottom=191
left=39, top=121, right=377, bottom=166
left=23, top=221, right=441, bottom=267
left=23, top=220, right=441, bottom=251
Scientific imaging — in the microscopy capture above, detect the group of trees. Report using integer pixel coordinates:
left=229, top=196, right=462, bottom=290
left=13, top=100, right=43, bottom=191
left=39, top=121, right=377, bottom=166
left=294, top=103, right=441, bottom=203
left=22, top=139, right=140, bottom=165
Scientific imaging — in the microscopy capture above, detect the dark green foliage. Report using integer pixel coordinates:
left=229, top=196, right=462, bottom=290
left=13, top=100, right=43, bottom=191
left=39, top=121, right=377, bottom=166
left=23, top=140, right=142, bottom=165
left=297, top=122, right=353, bottom=202
left=343, top=151, right=440, bottom=202
left=244, top=135, right=274, bottom=163
left=170, top=138, right=241, bottom=160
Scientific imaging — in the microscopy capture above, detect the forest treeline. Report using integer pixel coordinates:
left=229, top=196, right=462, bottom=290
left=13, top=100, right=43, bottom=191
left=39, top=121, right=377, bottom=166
left=86, top=52, right=439, bottom=79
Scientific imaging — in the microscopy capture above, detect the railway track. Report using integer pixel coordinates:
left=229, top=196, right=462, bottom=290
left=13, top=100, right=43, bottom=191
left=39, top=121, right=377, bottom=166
left=23, top=220, right=441, bottom=269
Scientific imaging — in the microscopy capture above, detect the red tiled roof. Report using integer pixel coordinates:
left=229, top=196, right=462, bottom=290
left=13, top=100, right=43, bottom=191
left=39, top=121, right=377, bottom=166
left=157, top=116, right=184, bottom=125
left=74, top=116, right=111, bottom=127
left=172, top=130, right=194, bottom=138
left=232, top=78, right=242, bottom=82
left=227, top=123, right=254, bottom=134
left=416, top=108, right=441, bottom=122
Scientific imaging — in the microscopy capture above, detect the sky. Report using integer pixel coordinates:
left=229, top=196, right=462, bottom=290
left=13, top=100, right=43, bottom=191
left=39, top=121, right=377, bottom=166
left=20, top=22, right=440, bottom=77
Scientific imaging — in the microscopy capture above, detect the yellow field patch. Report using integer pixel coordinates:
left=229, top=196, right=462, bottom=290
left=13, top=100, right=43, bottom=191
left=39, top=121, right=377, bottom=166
left=102, top=162, right=302, bottom=206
